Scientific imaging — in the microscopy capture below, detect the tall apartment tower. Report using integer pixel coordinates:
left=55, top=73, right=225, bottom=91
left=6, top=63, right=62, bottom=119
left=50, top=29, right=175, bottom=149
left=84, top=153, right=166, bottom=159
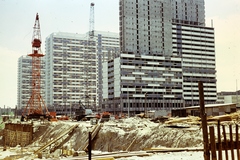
left=45, top=32, right=96, bottom=114
left=45, top=31, right=119, bottom=114
left=17, top=55, right=45, bottom=109
left=102, top=0, right=216, bottom=114
left=94, top=31, right=120, bottom=109
left=172, top=0, right=216, bottom=106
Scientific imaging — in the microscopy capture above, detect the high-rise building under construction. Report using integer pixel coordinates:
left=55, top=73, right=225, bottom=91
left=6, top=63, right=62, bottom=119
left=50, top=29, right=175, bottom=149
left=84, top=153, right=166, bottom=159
left=102, top=0, right=216, bottom=114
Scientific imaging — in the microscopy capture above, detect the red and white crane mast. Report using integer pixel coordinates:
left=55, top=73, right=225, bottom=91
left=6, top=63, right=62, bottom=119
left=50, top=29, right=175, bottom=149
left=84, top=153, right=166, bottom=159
left=22, top=13, right=49, bottom=120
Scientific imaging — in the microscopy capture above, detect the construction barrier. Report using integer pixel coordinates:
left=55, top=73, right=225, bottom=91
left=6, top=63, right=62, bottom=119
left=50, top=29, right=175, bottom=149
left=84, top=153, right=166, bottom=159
left=208, top=122, right=240, bottom=160
left=4, top=122, right=33, bottom=147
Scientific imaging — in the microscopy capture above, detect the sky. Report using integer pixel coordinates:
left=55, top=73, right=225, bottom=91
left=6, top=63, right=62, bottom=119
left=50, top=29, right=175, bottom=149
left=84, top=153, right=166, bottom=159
left=0, top=0, right=240, bottom=108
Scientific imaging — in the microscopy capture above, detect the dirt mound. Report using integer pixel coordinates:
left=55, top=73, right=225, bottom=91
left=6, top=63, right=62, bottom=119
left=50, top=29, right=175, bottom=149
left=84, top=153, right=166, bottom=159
left=94, top=118, right=202, bottom=151
left=31, top=117, right=203, bottom=153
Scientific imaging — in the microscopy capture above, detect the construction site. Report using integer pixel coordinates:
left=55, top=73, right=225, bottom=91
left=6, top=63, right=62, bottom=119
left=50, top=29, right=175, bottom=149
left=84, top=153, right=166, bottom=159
left=1, top=81, right=240, bottom=159
left=3, top=59, right=240, bottom=160
left=2, top=0, right=240, bottom=159
left=3, top=44, right=240, bottom=159
left=2, top=109, right=240, bottom=159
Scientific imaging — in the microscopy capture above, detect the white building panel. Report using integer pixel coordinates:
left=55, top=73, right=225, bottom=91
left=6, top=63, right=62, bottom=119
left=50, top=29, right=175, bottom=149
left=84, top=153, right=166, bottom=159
left=122, top=88, right=136, bottom=92
left=121, top=54, right=135, bottom=58
left=132, top=72, right=145, bottom=75
left=142, top=89, right=157, bottom=92
left=133, top=94, right=145, bottom=98
left=148, top=84, right=160, bottom=87
left=121, top=65, right=136, bottom=69
left=121, top=77, right=136, bottom=80
left=170, top=68, right=182, bottom=72
left=163, top=73, right=174, bottom=76
left=171, top=79, right=183, bottom=82
left=60, top=46, right=70, bottom=49
left=172, top=89, right=183, bottom=92
left=147, top=62, right=159, bottom=65
left=163, top=95, right=175, bottom=98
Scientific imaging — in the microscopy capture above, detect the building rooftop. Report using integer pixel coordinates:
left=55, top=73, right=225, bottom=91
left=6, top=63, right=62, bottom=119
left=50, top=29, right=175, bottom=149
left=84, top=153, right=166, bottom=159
left=172, top=103, right=236, bottom=110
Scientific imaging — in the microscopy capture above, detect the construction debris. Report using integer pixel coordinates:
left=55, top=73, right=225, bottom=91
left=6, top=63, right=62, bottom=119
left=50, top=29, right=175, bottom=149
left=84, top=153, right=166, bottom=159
left=2, top=111, right=240, bottom=159
left=34, top=124, right=78, bottom=154
left=207, top=114, right=232, bottom=122
left=164, top=116, right=201, bottom=125
left=163, top=111, right=240, bottom=125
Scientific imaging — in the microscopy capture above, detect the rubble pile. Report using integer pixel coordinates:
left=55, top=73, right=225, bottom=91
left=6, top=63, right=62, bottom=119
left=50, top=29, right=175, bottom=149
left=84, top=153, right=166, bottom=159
left=93, top=118, right=202, bottom=151
left=29, top=117, right=203, bottom=154
left=5, top=115, right=236, bottom=159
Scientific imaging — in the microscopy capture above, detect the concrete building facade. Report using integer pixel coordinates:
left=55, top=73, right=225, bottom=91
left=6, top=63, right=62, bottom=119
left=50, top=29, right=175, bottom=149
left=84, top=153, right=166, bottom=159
left=45, top=32, right=96, bottom=114
left=217, top=91, right=240, bottom=107
left=94, top=31, right=120, bottom=110
left=172, top=24, right=216, bottom=106
left=102, top=0, right=217, bottom=114
left=45, top=31, right=119, bottom=114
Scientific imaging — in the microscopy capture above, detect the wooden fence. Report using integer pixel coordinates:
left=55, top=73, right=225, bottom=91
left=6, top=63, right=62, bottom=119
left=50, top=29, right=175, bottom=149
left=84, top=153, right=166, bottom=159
left=208, top=121, right=240, bottom=160
left=199, top=81, right=240, bottom=160
left=4, top=122, right=33, bottom=147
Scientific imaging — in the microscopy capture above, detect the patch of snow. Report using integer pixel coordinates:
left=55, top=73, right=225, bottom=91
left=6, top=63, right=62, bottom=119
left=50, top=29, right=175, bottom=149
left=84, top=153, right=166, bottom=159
left=116, top=151, right=203, bottom=160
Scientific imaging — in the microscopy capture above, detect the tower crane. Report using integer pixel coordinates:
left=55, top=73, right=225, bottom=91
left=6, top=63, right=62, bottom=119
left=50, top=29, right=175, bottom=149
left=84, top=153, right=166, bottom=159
left=21, top=13, right=50, bottom=121
left=89, top=2, right=95, bottom=38
left=82, top=2, right=95, bottom=110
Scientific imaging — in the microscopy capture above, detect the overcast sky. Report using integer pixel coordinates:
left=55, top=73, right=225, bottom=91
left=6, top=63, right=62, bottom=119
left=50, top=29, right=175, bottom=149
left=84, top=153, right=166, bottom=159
left=0, top=0, right=240, bottom=108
